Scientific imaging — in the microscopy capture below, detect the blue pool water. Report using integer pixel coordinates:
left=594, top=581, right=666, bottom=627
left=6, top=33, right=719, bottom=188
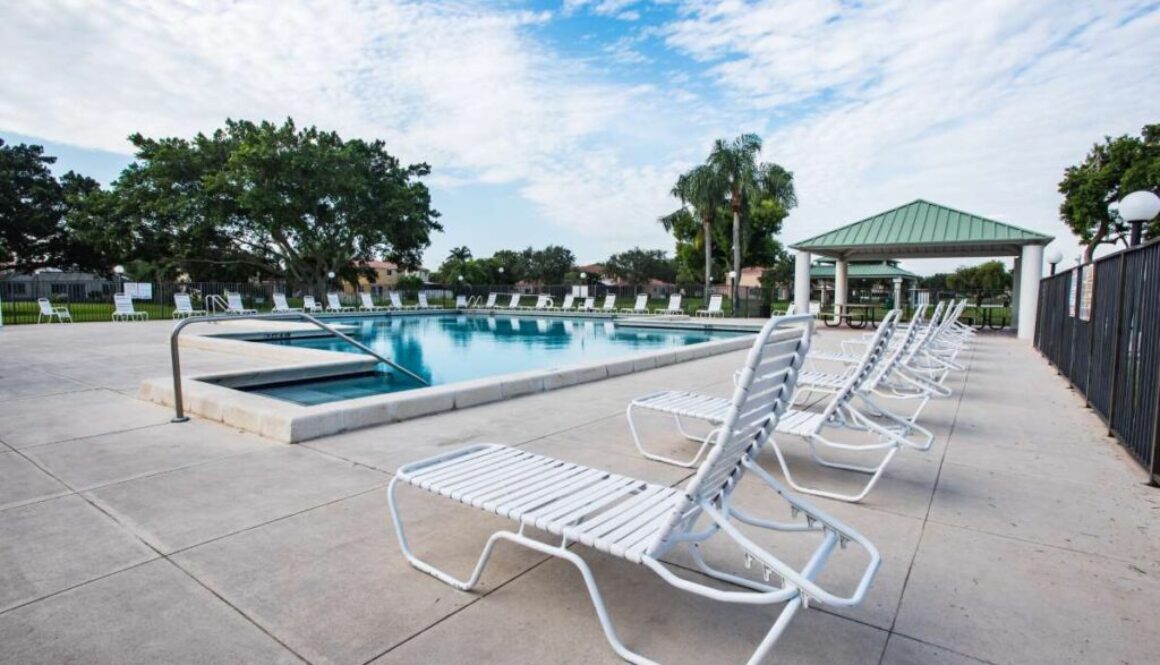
left=243, top=314, right=745, bottom=405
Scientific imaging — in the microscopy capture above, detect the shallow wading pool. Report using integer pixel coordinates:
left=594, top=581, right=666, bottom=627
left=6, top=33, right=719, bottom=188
left=240, top=314, right=747, bottom=405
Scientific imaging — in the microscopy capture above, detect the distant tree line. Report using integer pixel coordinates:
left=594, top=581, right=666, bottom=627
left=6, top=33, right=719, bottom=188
left=1, top=119, right=441, bottom=293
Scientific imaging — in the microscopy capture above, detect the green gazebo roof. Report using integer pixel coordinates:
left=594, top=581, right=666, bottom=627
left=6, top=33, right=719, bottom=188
left=809, top=261, right=918, bottom=281
left=791, top=199, right=1053, bottom=259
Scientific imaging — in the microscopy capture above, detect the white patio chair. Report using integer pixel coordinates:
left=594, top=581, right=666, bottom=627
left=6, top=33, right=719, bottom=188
left=696, top=294, right=725, bottom=318
left=482, top=293, right=498, bottom=309
left=326, top=292, right=355, bottom=313
left=417, top=293, right=438, bottom=309
left=37, top=298, right=72, bottom=323
left=523, top=295, right=551, bottom=311
left=628, top=309, right=932, bottom=502
left=387, top=314, right=880, bottom=665
left=360, top=292, right=389, bottom=312
left=578, top=296, right=596, bottom=311
left=659, top=294, right=683, bottom=315
left=505, top=294, right=521, bottom=310
left=549, top=294, right=576, bottom=311
left=272, top=293, right=303, bottom=313
left=620, top=294, right=649, bottom=314
left=302, top=295, right=323, bottom=313
left=225, top=292, right=257, bottom=315
left=600, top=294, right=617, bottom=312
left=388, top=291, right=418, bottom=310
left=171, top=293, right=205, bottom=319
left=455, top=295, right=468, bottom=308
left=111, top=294, right=148, bottom=321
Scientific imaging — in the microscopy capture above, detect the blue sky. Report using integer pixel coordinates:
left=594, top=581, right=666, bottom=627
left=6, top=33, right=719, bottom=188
left=3, top=0, right=1158, bottom=273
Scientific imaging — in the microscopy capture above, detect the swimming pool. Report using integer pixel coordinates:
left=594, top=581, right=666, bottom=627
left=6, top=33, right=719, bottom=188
left=242, top=314, right=746, bottom=405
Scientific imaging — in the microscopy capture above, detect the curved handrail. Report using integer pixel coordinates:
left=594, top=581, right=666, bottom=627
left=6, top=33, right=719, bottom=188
left=204, top=294, right=230, bottom=314
left=168, top=312, right=429, bottom=423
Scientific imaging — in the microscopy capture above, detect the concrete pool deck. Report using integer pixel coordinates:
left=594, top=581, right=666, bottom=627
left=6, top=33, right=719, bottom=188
left=1, top=319, right=1158, bottom=664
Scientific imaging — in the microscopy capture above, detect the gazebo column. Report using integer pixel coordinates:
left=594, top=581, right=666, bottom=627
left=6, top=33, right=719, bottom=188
left=834, top=258, right=849, bottom=319
left=1010, top=257, right=1022, bottom=328
left=794, top=250, right=811, bottom=311
left=1016, top=245, right=1043, bottom=340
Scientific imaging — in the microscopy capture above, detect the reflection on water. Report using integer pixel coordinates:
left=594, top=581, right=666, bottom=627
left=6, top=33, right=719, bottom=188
left=250, top=314, right=742, bottom=404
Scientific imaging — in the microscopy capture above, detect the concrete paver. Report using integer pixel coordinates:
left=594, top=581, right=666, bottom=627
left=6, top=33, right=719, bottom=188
left=0, top=451, right=69, bottom=509
left=0, top=389, right=174, bottom=449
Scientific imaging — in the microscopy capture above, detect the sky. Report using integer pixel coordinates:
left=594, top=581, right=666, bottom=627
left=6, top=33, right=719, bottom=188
left=2, top=0, right=1158, bottom=275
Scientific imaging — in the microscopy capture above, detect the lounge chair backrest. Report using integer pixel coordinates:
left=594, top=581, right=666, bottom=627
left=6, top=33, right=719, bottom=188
left=535, top=295, right=549, bottom=308
left=484, top=293, right=497, bottom=307
left=865, top=309, right=918, bottom=390
left=303, top=295, right=318, bottom=310
left=327, top=293, right=343, bottom=309
left=602, top=294, right=616, bottom=310
left=419, top=293, right=430, bottom=307
left=906, top=301, right=945, bottom=364
left=667, top=294, right=681, bottom=310
left=707, top=294, right=722, bottom=312
left=361, top=292, right=376, bottom=308
left=455, top=295, right=467, bottom=307
left=508, top=294, right=520, bottom=308
left=561, top=294, right=575, bottom=309
left=583, top=297, right=595, bottom=309
left=783, top=301, right=795, bottom=315
left=227, top=293, right=246, bottom=310
left=273, top=293, right=290, bottom=310
left=633, top=294, right=647, bottom=310
left=390, top=292, right=404, bottom=308
left=174, top=293, right=193, bottom=311
left=37, top=298, right=54, bottom=315
left=817, top=309, right=899, bottom=421
left=114, top=293, right=136, bottom=314
left=648, top=315, right=814, bottom=554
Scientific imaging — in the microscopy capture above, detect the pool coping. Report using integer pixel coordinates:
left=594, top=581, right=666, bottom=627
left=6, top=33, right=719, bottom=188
left=139, top=312, right=762, bottom=443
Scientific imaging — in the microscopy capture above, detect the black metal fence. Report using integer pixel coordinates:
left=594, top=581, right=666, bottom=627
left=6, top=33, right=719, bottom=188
left=1035, top=238, right=1160, bottom=483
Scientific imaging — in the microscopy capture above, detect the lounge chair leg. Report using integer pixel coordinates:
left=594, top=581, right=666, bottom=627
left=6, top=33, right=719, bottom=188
left=626, top=404, right=715, bottom=468
left=766, top=439, right=898, bottom=503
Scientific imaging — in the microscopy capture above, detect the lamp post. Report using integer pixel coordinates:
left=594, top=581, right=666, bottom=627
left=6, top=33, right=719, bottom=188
left=1046, top=249, right=1063, bottom=276
left=727, top=270, right=737, bottom=316
left=892, top=276, right=903, bottom=314
left=1117, top=190, right=1160, bottom=247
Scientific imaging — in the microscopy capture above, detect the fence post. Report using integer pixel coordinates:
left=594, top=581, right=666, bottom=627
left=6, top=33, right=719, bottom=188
left=1105, top=255, right=1128, bottom=437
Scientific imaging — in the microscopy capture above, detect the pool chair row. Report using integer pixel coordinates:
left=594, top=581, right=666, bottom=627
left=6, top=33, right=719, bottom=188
left=465, top=292, right=727, bottom=317
left=388, top=305, right=974, bottom=664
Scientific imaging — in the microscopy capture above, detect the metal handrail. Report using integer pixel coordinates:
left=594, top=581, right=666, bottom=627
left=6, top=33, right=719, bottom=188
left=168, top=312, right=429, bottom=423
left=205, top=294, right=229, bottom=314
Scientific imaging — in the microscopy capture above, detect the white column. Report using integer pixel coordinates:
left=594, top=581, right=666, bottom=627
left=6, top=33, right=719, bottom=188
left=1017, top=244, right=1043, bottom=340
left=835, top=258, right=848, bottom=319
left=794, top=250, right=811, bottom=313
left=1010, top=257, right=1021, bottom=328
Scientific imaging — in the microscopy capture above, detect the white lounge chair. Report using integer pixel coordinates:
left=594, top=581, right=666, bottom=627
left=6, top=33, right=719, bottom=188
left=388, top=291, right=417, bottom=310
left=225, top=292, right=257, bottom=315
left=455, top=295, right=468, bottom=308
left=620, top=294, right=649, bottom=315
left=360, top=292, right=389, bottom=312
left=548, top=294, right=575, bottom=311
left=272, top=293, right=303, bottom=313
left=37, top=298, right=72, bottom=323
left=504, top=294, right=521, bottom=310
left=523, top=295, right=551, bottom=311
left=112, top=294, right=148, bottom=321
left=326, top=293, right=355, bottom=313
left=600, top=294, right=617, bottom=312
left=387, top=314, right=880, bottom=665
left=171, top=293, right=205, bottom=319
left=417, top=293, right=438, bottom=310
left=302, top=295, right=323, bottom=313
left=659, top=294, right=683, bottom=315
left=695, top=294, right=724, bottom=318
left=578, top=296, right=596, bottom=312
left=628, top=309, right=932, bottom=502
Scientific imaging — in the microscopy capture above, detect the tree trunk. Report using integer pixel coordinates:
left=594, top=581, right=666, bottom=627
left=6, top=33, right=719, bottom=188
left=732, top=206, right=741, bottom=316
left=702, top=217, right=712, bottom=296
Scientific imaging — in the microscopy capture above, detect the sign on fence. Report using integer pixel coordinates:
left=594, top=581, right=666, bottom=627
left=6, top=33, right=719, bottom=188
left=1067, top=268, right=1078, bottom=318
left=123, top=282, right=153, bottom=300
left=1078, top=265, right=1094, bottom=322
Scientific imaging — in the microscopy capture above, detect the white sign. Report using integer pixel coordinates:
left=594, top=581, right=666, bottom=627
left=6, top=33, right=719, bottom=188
left=1078, top=265, right=1095, bottom=322
left=1066, top=269, right=1077, bottom=318
left=123, top=282, right=153, bottom=300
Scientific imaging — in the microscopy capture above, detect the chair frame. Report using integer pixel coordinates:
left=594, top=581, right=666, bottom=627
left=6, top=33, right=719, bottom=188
left=620, top=293, right=649, bottom=315
left=171, top=293, right=206, bottom=319
left=659, top=294, right=683, bottom=315
left=224, top=292, right=258, bottom=316
left=37, top=298, right=72, bottom=323
left=388, top=314, right=880, bottom=665
left=272, top=293, right=304, bottom=313
left=360, top=292, right=389, bottom=312
left=326, top=292, right=356, bottom=313
left=111, top=294, right=149, bottom=321
left=695, top=294, right=725, bottom=318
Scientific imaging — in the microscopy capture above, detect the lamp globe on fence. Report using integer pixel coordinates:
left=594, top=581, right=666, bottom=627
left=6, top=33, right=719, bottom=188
left=1046, top=248, right=1063, bottom=276
left=1116, top=190, right=1160, bottom=247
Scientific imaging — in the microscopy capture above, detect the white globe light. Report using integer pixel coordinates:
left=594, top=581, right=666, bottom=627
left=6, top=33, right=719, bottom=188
left=579, top=272, right=587, bottom=280
left=1118, top=190, right=1160, bottom=222
left=113, top=265, right=125, bottom=275
left=1046, top=248, right=1063, bottom=265
left=327, top=271, right=336, bottom=279
left=498, top=267, right=504, bottom=274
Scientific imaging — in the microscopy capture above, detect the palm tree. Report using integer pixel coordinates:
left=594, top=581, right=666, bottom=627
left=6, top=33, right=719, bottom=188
left=663, top=164, right=727, bottom=295
left=448, top=246, right=472, bottom=262
left=707, top=134, right=763, bottom=313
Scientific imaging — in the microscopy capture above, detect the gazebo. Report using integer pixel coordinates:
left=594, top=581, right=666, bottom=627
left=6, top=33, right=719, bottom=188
left=790, top=199, right=1054, bottom=339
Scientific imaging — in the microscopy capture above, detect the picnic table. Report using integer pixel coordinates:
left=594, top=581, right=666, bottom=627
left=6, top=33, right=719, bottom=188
left=968, top=304, right=1008, bottom=330
left=822, top=303, right=873, bottom=329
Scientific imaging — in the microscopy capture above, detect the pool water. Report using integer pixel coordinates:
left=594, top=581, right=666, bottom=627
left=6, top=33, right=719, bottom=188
left=244, top=314, right=744, bottom=405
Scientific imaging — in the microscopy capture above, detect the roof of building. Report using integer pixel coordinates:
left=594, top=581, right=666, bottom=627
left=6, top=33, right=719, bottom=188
left=809, top=260, right=919, bottom=280
left=791, top=199, right=1053, bottom=259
